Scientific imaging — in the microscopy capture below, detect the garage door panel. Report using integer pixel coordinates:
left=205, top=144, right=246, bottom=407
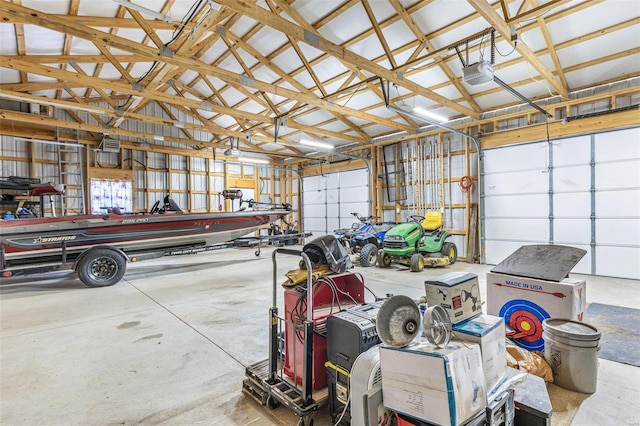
left=305, top=218, right=327, bottom=232
left=484, top=128, right=639, bottom=279
left=596, top=189, right=640, bottom=217
left=484, top=194, right=548, bottom=217
left=325, top=202, right=338, bottom=218
left=484, top=169, right=548, bottom=195
left=302, top=169, right=368, bottom=235
left=327, top=173, right=340, bottom=187
left=554, top=193, right=590, bottom=218
left=327, top=218, right=340, bottom=233
left=553, top=166, right=591, bottom=192
left=595, top=246, right=640, bottom=279
left=595, top=128, right=640, bottom=162
left=326, top=188, right=339, bottom=204
left=567, top=244, right=592, bottom=275
left=339, top=185, right=369, bottom=202
left=303, top=189, right=325, bottom=205
left=485, top=240, right=527, bottom=265
left=304, top=176, right=325, bottom=191
left=596, top=160, right=640, bottom=190
left=342, top=169, right=369, bottom=185
left=484, top=142, right=547, bottom=173
left=554, top=136, right=590, bottom=166
left=554, top=218, right=591, bottom=245
left=596, top=218, right=640, bottom=246
left=484, top=218, right=549, bottom=241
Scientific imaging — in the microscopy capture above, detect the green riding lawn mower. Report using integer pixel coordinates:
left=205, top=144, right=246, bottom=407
left=376, top=211, right=458, bottom=272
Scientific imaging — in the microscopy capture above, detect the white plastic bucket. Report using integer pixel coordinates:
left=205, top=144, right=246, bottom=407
left=542, top=318, right=601, bottom=393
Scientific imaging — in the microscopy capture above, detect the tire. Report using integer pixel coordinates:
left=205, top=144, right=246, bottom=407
left=360, top=243, right=378, bottom=267
left=410, top=253, right=424, bottom=272
left=441, top=242, right=458, bottom=265
left=377, top=249, right=391, bottom=268
left=76, top=248, right=127, bottom=287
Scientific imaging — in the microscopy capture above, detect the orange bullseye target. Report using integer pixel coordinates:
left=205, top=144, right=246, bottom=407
left=499, top=299, right=550, bottom=351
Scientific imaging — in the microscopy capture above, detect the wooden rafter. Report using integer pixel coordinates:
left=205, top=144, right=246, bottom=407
left=362, top=0, right=396, bottom=69
left=3, top=4, right=413, bottom=138
left=265, top=0, right=372, bottom=139
left=0, top=0, right=634, bottom=156
left=213, top=0, right=478, bottom=119
left=533, top=0, right=568, bottom=93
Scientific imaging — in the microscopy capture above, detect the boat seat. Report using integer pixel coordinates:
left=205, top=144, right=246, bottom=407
left=422, top=211, right=443, bottom=232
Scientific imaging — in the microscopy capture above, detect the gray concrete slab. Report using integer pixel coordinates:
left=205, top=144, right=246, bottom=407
left=1, top=245, right=638, bottom=425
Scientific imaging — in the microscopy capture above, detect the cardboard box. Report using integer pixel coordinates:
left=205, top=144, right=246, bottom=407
left=452, top=314, right=507, bottom=394
left=486, top=272, right=586, bottom=351
left=425, top=272, right=482, bottom=324
left=486, top=245, right=587, bottom=352
left=379, top=341, right=486, bottom=426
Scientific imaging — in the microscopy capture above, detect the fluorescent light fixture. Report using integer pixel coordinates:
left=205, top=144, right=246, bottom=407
left=111, top=0, right=173, bottom=23
left=0, top=91, right=106, bottom=115
left=153, top=135, right=164, bottom=141
left=413, top=106, right=449, bottom=123
left=15, top=137, right=87, bottom=148
left=300, top=139, right=334, bottom=150
left=239, top=157, right=269, bottom=164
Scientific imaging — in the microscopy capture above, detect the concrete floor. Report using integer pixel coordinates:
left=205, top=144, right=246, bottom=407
left=1, top=245, right=638, bottom=425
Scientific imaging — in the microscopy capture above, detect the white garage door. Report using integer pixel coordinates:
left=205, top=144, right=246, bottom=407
left=483, top=127, right=640, bottom=279
left=302, top=168, right=370, bottom=236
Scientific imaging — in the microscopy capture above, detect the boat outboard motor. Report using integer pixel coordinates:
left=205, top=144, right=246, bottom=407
left=301, top=234, right=352, bottom=274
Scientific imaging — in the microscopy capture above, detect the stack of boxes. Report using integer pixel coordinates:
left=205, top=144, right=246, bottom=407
left=378, top=271, right=511, bottom=426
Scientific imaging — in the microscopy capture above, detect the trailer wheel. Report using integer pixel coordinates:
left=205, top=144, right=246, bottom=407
left=359, top=243, right=378, bottom=267
left=77, top=248, right=127, bottom=287
left=441, top=242, right=458, bottom=265
left=410, top=253, right=424, bottom=272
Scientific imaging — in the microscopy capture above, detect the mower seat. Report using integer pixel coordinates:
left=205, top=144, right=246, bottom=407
left=422, top=211, right=443, bottom=233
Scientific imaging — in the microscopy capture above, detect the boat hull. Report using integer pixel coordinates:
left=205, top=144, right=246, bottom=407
left=0, top=210, right=287, bottom=262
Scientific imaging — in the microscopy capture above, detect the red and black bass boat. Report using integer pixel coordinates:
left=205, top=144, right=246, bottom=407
left=1, top=196, right=291, bottom=287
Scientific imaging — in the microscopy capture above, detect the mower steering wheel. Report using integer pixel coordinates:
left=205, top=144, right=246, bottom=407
left=409, top=215, right=425, bottom=223
left=150, top=200, right=160, bottom=214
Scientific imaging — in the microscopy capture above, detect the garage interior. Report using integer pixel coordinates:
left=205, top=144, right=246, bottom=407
left=0, top=1, right=638, bottom=425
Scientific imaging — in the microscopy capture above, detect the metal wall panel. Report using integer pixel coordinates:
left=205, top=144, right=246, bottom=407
left=171, top=173, right=187, bottom=191
left=191, top=174, right=207, bottom=190
left=192, top=194, right=208, bottom=210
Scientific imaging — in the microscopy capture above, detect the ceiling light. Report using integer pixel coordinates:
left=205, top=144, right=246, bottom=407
left=239, top=157, right=269, bottom=164
left=413, top=107, right=449, bottom=123
left=111, top=0, right=173, bottom=23
left=0, top=91, right=106, bottom=115
left=300, top=139, right=334, bottom=150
